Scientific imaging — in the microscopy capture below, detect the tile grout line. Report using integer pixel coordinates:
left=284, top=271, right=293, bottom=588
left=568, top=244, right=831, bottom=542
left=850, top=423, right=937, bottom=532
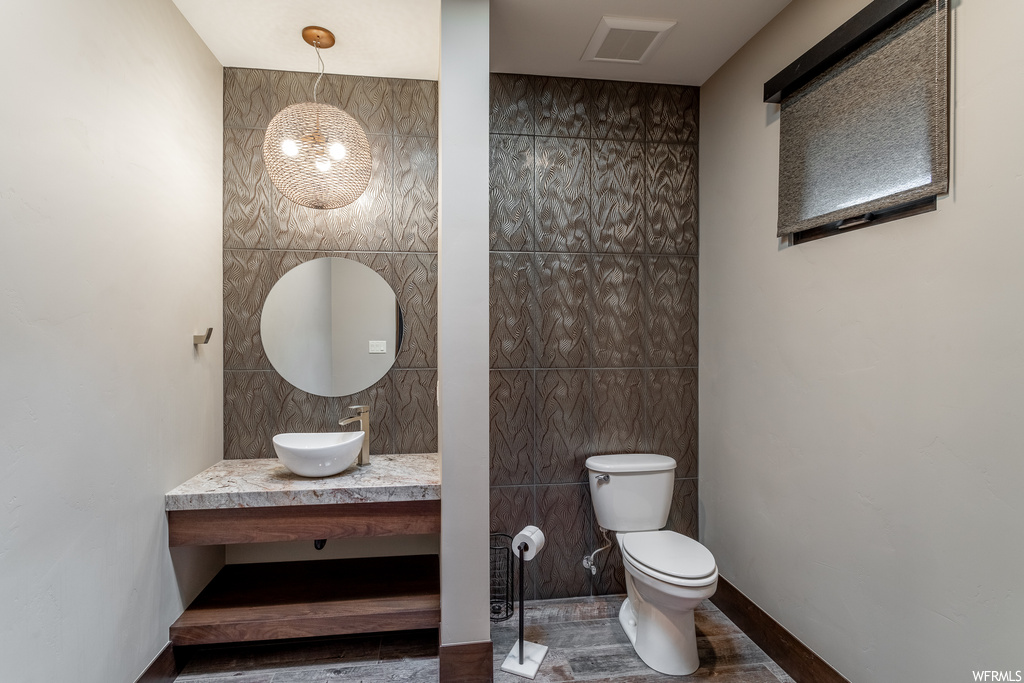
left=531, top=364, right=538, bottom=601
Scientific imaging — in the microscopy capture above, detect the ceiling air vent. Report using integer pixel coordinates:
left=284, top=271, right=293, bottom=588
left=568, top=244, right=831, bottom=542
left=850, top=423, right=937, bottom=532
left=582, top=16, right=676, bottom=65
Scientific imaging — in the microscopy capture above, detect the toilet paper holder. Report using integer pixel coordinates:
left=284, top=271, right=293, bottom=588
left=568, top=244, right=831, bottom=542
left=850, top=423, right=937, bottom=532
left=501, top=526, right=549, bottom=679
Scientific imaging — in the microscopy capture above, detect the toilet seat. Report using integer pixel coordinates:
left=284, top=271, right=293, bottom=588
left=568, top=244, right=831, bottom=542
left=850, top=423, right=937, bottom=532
left=620, top=531, right=717, bottom=587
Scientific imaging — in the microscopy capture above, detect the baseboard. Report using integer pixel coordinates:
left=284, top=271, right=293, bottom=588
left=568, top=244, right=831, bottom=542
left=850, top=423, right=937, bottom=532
left=439, top=639, right=493, bottom=683
left=710, top=577, right=850, bottom=683
left=134, top=641, right=182, bottom=683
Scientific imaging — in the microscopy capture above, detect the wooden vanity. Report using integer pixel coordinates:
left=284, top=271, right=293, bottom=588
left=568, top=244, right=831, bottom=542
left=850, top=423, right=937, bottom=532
left=165, top=454, right=440, bottom=647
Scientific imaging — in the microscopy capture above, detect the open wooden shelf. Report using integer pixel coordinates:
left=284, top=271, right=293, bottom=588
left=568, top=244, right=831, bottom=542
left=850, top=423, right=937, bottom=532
left=170, top=555, right=440, bottom=647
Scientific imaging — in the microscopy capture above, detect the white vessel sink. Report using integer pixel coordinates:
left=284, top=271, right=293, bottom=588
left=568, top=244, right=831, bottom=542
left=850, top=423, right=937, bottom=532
left=272, top=432, right=364, bottom=477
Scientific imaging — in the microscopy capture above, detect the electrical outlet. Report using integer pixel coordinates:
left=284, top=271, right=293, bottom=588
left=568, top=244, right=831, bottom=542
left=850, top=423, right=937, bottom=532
left=368, top=340, right=387, bottom=354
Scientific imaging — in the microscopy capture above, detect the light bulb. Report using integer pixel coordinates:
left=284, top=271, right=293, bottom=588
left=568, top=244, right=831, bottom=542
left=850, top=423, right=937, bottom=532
left=281, top=139, right=299, bottom=157
left=315, top=157, right=332, bottom=173
left=329, top=142, right=347, bottom=160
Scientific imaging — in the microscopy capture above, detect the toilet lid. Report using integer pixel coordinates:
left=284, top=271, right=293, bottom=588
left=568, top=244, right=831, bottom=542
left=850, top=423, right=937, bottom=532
left=621, top=531, right=716, bottom=580
left=585, top=454, right=676, bottom=474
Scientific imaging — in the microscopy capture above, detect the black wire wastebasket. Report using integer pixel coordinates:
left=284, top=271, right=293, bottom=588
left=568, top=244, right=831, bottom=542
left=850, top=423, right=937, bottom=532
left=490, top=533, right=514, bottom=622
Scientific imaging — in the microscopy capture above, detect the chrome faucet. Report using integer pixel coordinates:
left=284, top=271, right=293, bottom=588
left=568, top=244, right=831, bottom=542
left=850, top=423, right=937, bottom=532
left=339, top=405, right=371, bottom=466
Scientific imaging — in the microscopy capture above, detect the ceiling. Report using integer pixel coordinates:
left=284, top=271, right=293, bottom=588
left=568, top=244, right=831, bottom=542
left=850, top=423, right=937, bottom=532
left=172, top=0, right=791, bottom=85
left=171, top=0, right=442, bottom=81
left=492, top=0, right=792, bottom=85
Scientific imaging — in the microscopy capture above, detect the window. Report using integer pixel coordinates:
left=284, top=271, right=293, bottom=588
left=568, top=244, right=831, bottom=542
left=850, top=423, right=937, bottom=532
left=766, top=0, right=949, bottom=243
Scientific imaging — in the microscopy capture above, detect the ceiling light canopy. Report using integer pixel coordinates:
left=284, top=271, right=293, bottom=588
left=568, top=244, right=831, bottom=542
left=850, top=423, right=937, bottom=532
left=263, top=26, right=372, bottom=210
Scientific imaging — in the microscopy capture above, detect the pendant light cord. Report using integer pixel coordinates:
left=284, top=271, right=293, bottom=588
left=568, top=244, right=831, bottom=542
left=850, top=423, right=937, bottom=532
left=312, top=41, right=325, bottom=104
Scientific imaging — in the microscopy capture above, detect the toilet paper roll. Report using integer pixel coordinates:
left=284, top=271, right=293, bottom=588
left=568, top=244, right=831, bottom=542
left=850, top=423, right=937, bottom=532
left=512, top=525, right=546, bottom=562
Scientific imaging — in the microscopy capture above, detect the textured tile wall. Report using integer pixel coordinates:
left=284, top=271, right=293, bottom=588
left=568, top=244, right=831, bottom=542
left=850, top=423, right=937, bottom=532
left=223, top=67, right=438, bottom=459
left=488, top=74, right=699, bottom=600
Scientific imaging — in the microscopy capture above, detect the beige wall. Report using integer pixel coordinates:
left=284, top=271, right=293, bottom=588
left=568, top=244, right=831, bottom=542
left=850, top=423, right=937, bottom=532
left=700, top=0, right=1024, bottom=680
left=0, top=0, right=224, bottom=680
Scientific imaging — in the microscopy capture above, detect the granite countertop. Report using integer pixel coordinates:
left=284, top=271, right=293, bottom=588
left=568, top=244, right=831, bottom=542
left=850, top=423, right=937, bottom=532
left=165, top=453, right=439, bottom=511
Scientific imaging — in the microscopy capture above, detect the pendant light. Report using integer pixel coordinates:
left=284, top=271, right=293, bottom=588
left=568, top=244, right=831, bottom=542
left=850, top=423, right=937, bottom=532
left=263, top=26, right=372, bottom=210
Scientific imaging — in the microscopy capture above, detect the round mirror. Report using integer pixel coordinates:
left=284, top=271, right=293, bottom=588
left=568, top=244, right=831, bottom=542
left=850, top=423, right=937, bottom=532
left=261, top=257, right=402, bottom=397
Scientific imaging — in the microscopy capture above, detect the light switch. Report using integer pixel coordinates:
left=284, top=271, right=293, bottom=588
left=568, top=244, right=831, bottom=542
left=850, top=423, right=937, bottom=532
left=368, top=340, right=387, bottom=354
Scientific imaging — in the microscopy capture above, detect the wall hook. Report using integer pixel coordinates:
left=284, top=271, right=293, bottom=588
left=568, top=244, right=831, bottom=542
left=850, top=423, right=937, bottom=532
left=193, top=328, right=213, bottom=346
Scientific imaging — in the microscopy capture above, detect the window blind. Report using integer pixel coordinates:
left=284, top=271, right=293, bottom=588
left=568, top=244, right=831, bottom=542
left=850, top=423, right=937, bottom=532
left=776, top=0, right=948, bottom=238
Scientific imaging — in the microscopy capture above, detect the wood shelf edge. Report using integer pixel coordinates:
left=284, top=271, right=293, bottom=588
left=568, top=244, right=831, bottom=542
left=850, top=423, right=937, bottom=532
left=168, top=499, right=441, bottom=546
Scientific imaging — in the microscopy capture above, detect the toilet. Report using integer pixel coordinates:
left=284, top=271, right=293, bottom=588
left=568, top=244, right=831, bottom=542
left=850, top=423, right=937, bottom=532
left=586, top=454, right=718, bottom=676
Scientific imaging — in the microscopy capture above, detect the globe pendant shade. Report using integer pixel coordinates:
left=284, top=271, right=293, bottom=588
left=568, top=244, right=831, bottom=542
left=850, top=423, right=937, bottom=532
left=263, top=102, right=372, bottom=210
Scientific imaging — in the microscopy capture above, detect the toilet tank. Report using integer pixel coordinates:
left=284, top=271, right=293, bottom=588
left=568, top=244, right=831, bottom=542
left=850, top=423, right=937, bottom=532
left=586, top=454, right=676, bottom=532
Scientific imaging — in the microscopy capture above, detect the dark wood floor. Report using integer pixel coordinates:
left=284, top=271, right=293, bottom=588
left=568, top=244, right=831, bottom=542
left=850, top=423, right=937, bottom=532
left=175, top=595, right=794, bottom=682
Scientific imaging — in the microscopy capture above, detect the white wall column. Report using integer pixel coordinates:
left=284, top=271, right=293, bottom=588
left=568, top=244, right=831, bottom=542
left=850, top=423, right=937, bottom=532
left=437, top=0, right=491, bottom=661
